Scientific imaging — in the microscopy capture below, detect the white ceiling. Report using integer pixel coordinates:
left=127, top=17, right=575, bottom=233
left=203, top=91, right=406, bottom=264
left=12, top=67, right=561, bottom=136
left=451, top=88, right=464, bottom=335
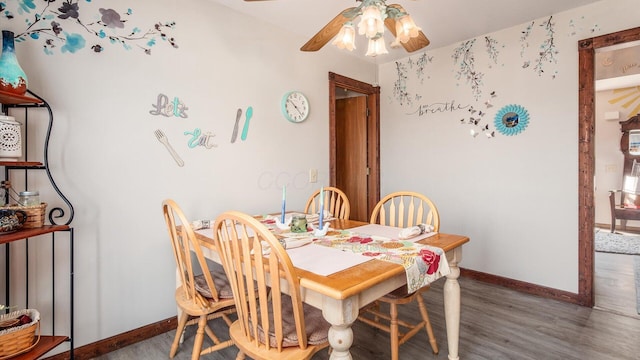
left=211, top=0, right=602, bottom=63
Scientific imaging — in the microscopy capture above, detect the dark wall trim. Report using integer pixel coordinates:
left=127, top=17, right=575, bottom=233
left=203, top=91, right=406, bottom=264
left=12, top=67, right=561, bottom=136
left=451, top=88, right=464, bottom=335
left=461, top=268, right=583, bottom=305
left=43, top=317, right=177, bottom=360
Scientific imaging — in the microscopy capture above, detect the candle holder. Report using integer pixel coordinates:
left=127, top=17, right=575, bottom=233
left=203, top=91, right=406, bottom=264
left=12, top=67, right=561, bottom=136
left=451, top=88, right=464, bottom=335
left=275, top=216, right=292, bottom=230
left=311, top=222, right=329, bottom=237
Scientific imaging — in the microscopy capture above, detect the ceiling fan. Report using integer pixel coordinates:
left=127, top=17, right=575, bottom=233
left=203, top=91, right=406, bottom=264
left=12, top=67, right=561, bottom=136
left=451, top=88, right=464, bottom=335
left=244, top=0, right=430, bottom=56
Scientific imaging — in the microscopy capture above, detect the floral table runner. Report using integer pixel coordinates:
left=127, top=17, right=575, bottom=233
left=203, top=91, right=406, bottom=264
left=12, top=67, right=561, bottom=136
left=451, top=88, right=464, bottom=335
left=275, top=224, right=450, bottom=294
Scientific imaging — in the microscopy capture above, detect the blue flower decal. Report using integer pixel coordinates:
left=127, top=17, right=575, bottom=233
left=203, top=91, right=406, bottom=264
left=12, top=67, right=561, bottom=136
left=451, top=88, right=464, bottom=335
left=3, top=2, right=177, bottom=55
left=494, top=104, right=529, bottom=136
left=61, top=32, right=86, bottom=53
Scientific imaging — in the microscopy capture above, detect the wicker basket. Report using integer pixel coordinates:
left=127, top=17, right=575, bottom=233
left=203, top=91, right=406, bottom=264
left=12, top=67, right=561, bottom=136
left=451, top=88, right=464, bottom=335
left=0, top=309, right=40, bottom=359
left=0, top=203, right=46, bottom=229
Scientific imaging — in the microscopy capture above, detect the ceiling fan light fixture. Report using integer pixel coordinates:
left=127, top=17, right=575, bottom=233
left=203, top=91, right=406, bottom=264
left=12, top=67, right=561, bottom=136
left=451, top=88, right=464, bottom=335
left=299, top=0, right=428, bottom=56
left=395, top=14, right=421, bottom=42
left=332, top=22, right=357, bottom=51
left=358, top=5, right=385, bottom=38
left=365, top=34, right=388, bottom=57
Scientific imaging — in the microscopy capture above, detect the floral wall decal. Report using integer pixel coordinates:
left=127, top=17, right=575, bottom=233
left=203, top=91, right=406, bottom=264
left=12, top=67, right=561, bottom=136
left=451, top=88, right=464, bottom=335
left=484, top=36, right=501, bottom=68
left=2, top=0, right=178, bottom=55
left=452, top=39, right=484, bottom=100
left=533, top=16, right=558, bottom=78
left=392, top=60, right=412, bottom=106
left=520, top=21, right=535, bottom=57
left=568, top=16, right=602, bottom=38
left=414, top=52, right=433, bottom=84
left=391, top=51, right=433, bottom=106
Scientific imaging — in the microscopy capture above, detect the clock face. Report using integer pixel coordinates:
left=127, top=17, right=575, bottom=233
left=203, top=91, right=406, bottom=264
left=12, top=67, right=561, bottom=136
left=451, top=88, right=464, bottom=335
left=282, top=91, right=310, bottom=123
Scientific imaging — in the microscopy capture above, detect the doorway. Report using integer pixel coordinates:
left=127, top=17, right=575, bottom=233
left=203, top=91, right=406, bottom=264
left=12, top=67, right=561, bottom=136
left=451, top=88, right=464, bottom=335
left=329, top=72, right=380, bottom=222
left=578, top=26, right=640, bottom=307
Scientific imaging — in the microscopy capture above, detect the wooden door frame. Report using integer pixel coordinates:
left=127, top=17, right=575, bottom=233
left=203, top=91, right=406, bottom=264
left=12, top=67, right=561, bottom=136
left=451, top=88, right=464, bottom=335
left=578, top=26, right=640, bottom=307
left=329, top=72, right=381, bottom=218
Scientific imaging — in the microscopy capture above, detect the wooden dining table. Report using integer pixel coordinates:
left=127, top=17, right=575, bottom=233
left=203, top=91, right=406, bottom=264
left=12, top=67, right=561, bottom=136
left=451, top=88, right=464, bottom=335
left=195, top=218, right=469, bottom=360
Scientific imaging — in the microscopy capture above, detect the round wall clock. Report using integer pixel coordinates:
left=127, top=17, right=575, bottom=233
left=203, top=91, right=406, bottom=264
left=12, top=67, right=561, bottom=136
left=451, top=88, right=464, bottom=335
left=282, top=91, right=310, bottom=123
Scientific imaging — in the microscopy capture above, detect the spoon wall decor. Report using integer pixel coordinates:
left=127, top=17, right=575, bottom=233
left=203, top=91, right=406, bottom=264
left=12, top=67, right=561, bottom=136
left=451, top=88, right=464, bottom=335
left=240, top=106, right=254, bottom=141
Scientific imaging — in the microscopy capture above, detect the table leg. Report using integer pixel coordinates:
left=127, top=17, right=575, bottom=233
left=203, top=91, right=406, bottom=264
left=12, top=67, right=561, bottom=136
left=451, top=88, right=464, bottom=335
left=323, top=296, right=358, bottom=360
left=444, top=252, right=461, bottom=360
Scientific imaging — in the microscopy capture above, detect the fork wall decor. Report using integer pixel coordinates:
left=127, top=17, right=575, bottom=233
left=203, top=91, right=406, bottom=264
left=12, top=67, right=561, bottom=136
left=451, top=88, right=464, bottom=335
left=154, top=129, right=184, bottom=167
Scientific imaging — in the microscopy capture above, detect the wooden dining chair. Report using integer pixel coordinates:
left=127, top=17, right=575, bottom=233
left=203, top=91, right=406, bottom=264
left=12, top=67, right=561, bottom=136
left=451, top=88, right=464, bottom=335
left=359, top=191, right=440, bottom=359
left=162, top=199, right=237, bottom=360
left=304, top=186, right=351, bottom=220
left=212, top=210, right=331, bottom=360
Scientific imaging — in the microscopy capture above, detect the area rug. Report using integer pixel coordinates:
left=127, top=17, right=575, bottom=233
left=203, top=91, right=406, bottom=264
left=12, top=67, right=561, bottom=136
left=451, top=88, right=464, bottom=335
left=594, top=230, right=640, bottom=255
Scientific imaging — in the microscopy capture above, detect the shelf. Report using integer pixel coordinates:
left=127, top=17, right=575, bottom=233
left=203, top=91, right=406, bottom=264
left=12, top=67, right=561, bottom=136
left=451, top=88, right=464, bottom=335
left=0, top=90, right=42, bottom=106
left=0, top=161, right=44, bottom=168
left=0, top=225, right=70, bottom=245
left=10, top=335, right=68, bottom=360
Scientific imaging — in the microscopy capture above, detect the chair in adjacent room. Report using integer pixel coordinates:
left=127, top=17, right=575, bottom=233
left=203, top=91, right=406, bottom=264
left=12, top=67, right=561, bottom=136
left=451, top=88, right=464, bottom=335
left=213, top=210, right=331, bottom=360
left=304, top=186, right=351, bottom=220
left=162, top=199, right=236, bottom=360
left=359, top=191, right=440, bottom=360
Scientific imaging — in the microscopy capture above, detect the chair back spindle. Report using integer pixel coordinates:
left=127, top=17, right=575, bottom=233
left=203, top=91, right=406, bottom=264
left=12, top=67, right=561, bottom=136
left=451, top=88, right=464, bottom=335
left=370, top=191, right=439, bottom=230
left=304, top=186, right=351, bottom=220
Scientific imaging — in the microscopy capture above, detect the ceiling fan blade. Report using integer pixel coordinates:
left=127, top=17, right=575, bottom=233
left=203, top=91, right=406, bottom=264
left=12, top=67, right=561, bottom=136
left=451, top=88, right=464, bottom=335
left=385, top=4, right=430, bottom=52
left=301, top=7, right=355, bottom=52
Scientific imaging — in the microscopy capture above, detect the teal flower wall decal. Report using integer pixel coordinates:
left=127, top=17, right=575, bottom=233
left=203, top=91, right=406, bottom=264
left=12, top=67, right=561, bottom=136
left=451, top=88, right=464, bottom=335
left=494, top=104, right=530, bottom=136
left=3, top=1, right=178, bottom=55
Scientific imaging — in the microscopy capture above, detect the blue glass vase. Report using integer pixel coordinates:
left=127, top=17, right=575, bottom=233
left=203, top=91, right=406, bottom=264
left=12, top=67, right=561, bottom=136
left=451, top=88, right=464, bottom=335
left=0, top=30, right=28, bottom=95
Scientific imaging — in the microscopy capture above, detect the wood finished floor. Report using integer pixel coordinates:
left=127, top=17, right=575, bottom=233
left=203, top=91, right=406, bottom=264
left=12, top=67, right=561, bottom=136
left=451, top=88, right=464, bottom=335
left=91, top=276, right=640, bottom=360
left=594, top=251, right=639, bottom=318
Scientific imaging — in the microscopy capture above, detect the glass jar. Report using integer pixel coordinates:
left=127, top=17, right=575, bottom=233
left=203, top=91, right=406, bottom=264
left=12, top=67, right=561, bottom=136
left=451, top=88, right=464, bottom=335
left=290, top=214, right=308, bottom=233
left=18, top=191, right=39, bottom=206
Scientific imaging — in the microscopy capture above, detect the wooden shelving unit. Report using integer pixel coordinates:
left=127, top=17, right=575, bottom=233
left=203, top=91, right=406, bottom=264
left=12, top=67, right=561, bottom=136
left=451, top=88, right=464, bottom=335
left=10, top=336, right=68, bottom=360
left=1, top=90, right=74, bottom=359
left=0, top=161, right=43, bottom=168
left=0, top=225, right=69, bottom=245
left=0, top=90, right=41, bottom=105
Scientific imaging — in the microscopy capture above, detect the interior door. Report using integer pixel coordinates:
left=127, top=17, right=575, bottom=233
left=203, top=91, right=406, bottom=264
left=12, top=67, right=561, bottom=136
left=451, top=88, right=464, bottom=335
left=329, top=72, right=380, bottom=222
left=336, top=96, right=369, bottom=221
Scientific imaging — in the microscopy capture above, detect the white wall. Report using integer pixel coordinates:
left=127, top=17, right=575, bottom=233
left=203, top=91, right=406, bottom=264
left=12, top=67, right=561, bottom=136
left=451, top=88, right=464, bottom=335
left=378, top=0, right=640, bottom=292
left=1, top=0, right=375, bottom=351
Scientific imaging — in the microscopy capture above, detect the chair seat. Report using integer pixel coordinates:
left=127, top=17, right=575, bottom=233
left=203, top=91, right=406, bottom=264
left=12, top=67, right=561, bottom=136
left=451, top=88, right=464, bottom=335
left=193, top=262, right=234, bottom=299
left=229, top=296, right=330, bottom=359
left=252, top=294, right=330, bottom=348
left=230, top=321, right=328, bottom=360
left=613, top=207, right=640, bottom=220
